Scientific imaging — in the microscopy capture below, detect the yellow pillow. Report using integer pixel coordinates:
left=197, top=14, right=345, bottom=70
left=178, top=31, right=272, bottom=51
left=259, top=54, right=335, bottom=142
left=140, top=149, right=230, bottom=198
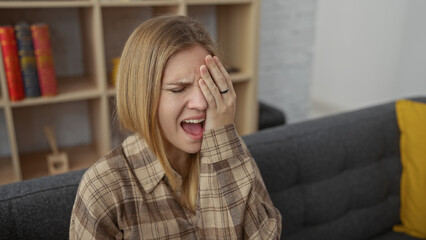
left=393, top=99, right=426, bottom=239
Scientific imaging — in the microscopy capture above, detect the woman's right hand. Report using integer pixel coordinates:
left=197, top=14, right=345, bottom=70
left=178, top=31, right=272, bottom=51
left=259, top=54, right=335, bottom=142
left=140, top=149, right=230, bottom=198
left=199, top=55, right=237, bottom=131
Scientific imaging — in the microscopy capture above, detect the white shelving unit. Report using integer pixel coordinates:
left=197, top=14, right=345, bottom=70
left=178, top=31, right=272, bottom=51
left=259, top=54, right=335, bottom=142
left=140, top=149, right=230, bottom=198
left=0, top=0, right=260, bottom=185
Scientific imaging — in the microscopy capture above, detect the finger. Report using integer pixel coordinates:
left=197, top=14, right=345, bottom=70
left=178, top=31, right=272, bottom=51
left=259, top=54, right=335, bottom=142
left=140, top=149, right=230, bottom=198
left=200, top=65, right=224, bottom=107
left=205, top=55, right=228, bottom=93
left=213, top=56, right=235, bottom=95
left=198, top=79, right=216, bottom=109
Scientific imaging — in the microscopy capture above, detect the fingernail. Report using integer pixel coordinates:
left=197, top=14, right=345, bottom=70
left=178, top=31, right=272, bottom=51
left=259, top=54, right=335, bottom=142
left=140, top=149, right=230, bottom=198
left=206, top=56, right=212, bottom=63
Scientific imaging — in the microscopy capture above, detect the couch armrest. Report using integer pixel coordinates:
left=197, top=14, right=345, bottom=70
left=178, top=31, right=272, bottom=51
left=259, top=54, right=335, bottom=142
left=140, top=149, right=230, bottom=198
left=0, top=169, right=86, bottom=240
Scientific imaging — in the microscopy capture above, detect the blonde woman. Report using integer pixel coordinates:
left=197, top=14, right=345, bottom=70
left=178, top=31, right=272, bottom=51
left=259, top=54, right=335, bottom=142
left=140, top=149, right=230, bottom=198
left=69, top=15, right=281, bottom=239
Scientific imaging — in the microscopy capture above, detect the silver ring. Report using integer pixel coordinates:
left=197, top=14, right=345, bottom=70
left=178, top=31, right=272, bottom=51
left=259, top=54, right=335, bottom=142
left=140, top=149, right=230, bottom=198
left=220, top=88, right=230, bottom=94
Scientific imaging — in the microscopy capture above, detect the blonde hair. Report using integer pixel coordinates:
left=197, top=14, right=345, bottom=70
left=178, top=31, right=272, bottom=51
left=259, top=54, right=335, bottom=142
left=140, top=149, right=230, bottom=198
left=116, top=15, right=217, bottom=211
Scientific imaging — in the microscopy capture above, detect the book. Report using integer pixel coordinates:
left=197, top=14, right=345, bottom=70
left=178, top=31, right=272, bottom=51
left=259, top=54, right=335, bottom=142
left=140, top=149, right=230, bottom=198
left=31, top=23, right=57, bottom=96
left=111, top=57, right=120, bottom=87
left=0, top=26, right=25, bottom=101
left=15, top=22, right=41, bottom=98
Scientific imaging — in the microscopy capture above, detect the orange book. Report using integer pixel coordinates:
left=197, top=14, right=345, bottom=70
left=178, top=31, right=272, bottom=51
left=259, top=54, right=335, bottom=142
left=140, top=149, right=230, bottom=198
left=0, top=26, right=25, bottom=101
left=31, top=23, right=57, bottom=96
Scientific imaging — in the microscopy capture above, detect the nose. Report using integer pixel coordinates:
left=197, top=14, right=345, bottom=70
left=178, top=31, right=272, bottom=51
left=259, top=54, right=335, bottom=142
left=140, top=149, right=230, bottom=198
left=187, top=84, right=207, bottom=111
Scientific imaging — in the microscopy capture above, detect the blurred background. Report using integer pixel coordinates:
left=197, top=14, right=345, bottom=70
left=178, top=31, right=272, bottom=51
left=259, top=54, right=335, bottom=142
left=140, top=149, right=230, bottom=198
left=259, top=0, right=426, bottom=123
left=2, top=0, right=426, bottom=177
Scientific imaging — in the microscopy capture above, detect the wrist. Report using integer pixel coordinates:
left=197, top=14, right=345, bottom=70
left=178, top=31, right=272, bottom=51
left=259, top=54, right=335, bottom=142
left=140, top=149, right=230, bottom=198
left=201, top=123, right=243, bottom=163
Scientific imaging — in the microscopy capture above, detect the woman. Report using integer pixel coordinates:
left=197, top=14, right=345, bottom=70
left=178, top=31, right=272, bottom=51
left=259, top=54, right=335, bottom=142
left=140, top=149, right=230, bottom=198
left=70, top=15, right=281, bottom=239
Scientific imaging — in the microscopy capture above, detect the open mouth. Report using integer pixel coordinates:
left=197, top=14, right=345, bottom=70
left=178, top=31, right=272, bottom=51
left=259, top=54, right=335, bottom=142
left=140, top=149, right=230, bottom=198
left=181, top=119, right=205, bottom=137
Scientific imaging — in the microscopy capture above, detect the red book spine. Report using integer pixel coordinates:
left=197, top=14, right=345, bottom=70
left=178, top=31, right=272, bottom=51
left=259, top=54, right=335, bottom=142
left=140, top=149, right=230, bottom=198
left=0, top=26, right=25, bottom=101
left=31, top=23, right=57, bottom=96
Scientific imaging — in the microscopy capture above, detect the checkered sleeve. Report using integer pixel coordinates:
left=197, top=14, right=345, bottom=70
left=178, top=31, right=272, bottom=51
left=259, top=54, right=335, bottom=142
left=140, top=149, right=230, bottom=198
left=199, top=123, right=282, bottom=239
left=69, top=160, right=123, bottom=240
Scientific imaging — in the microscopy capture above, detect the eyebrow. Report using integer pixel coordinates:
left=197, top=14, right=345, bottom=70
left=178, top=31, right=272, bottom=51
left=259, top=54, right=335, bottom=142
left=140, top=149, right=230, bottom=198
left=164, top=73, right=197, bottom=86
left=165, top=79, right=193, bottom=86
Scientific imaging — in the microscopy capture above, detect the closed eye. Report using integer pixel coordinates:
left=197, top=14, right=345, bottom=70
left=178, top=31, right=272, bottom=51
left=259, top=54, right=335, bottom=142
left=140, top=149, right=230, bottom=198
left=164, top=79, right=193, bottom=93
left=170, top=88, right=184, bottom=93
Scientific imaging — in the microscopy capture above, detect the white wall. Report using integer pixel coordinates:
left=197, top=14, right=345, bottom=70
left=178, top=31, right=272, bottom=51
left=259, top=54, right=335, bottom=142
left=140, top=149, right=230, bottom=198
left=258, top=0, right=316, bottom=123
left=394, top=0, right=426, bottom=98
left=311, top=0, right=426, bottom=116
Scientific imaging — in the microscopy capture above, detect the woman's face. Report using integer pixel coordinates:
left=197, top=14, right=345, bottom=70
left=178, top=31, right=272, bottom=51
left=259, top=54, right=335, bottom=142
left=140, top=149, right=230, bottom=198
left=158, top=45, right=209, bottom=158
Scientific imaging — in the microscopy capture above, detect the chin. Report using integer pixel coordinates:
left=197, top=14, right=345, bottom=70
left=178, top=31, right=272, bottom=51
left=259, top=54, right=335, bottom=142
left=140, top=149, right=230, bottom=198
left=183, top=144, right=201, bottom=154
left=185, top=148, right=201, bottom=154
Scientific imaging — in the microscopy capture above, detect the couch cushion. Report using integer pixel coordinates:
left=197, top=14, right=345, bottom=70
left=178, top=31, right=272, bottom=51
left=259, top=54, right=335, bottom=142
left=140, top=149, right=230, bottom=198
left=371, top=231, right=424, bottom=240
left=393, top=100, right=426, bottom=239
left=243, top=98, right=426, bottom=240
left=0, top=169, right=85, bottom=240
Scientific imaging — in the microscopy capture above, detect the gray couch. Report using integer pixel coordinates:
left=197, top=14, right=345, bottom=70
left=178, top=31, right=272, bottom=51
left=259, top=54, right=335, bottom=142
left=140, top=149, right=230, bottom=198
left=1, top=98, right=425, bottom=240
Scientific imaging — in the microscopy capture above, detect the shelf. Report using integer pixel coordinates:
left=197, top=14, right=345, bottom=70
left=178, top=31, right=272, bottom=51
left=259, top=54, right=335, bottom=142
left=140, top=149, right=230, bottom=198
left=101, top=0, right=179, bottom=7
left=10, top=76, right=100, bottom=108
left=101, top=5, right=179, bottom=81
left=231, top=72, right=251, bottom=83
left=186, top=0, right=252, bottom=5
left=0, top=1, right=93, bottom=8
left=102, top=6, right=151, bottom=79
left=20, top=144, right=98, bottom=180
left=0, top=0, right=259, bottom=183
left=0, top=111, right=14, bottom=184
left=0, top=157, right=15, bottom=185
left=187, top=4, right=254, bottom=77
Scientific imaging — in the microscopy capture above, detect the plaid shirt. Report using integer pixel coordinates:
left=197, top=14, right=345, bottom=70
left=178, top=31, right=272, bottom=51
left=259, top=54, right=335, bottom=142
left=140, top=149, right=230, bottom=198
left=70, top=124, right=281, bottom=239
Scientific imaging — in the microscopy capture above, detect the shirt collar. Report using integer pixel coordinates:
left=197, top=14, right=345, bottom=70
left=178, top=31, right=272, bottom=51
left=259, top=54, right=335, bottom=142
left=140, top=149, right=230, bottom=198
left=122, top=134, right=165, bottom=193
